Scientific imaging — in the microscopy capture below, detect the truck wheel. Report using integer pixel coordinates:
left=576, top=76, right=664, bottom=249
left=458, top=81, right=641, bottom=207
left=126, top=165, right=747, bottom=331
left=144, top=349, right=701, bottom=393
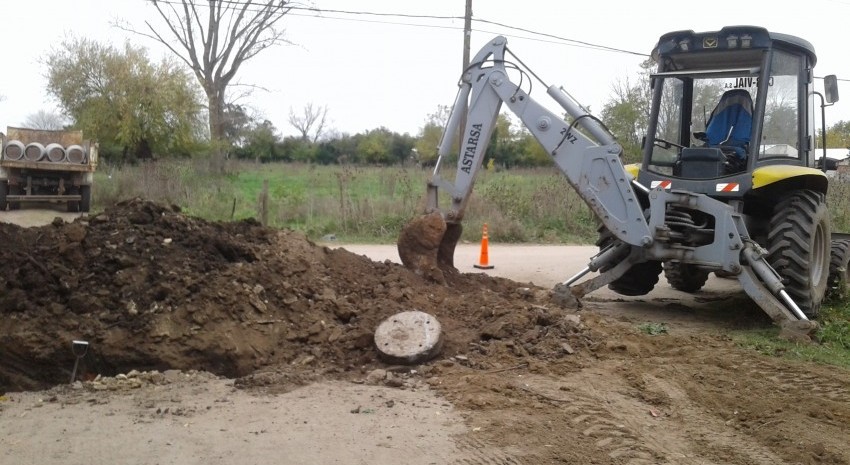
left=827, top=239, right=850, bottom=301
left=66, top=186, right=80, bottom=212
left=0, top=181, right=7, bottom=211
left=8, top=185, right=21, bottom=210
left=664, top=261, right=710, bottom=293
left=597, top=225, right=662, bottom=296
left=767, top=190, right=830, bottom=318
left=79, top=185, right=92, bottom=213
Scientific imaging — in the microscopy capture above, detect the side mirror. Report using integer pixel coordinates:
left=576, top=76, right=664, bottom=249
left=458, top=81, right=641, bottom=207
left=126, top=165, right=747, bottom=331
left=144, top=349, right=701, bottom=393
left=825, top=74, right=839, bottom=104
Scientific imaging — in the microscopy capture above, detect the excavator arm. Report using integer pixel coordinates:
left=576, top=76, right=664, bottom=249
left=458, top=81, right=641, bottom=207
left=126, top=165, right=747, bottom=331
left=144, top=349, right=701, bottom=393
left=398, top=36, right=813, bottom=327
left=426, top=37, right=651, bottom=249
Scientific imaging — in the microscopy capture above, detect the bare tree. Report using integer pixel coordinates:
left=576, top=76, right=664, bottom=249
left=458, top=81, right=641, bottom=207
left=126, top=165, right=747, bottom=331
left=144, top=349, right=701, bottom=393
left=23, top=110, right=66, bottom=130
left=288, top=103, right=329, bottom=143
left=135, top=0, right=293, bottom=153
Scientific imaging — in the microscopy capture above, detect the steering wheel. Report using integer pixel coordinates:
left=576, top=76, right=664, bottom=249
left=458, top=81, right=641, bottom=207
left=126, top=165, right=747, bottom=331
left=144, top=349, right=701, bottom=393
left=653, top=138, right=685, bottom=150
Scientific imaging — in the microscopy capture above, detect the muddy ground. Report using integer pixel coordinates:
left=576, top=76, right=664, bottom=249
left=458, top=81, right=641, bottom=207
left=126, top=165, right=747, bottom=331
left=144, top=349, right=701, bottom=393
left=1, top=199, right=848, bottom=464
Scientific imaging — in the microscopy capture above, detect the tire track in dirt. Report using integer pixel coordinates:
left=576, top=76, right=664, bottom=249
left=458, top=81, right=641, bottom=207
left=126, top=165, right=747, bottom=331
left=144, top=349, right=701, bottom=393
left=450, top=436, right=524, bottom=465
left=519, top=372, right=658, bottom=465
left=737, top=358, right=850, bottom=403
left=637, top=372, right=789, bottom=465
left=521, top=361, right=800, bottom=465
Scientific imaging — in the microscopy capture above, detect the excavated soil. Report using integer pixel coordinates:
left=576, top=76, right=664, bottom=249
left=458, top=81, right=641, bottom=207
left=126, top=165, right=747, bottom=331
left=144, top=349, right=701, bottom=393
left=1, top=199, right=849, bottom=464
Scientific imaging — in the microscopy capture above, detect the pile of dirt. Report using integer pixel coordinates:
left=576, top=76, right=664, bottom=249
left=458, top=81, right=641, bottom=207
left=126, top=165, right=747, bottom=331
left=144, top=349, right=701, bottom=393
left=0, top=198, right=598, bottom=392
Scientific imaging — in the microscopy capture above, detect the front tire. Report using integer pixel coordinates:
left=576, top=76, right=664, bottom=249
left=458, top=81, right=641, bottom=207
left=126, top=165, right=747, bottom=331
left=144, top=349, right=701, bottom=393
left=597, top=225, right=662, bottom=296
left=828, top=239, right=850, bottom=301
left=664, top=261, right=710, bottom=293
left=767, top=190, right=830, bottom=318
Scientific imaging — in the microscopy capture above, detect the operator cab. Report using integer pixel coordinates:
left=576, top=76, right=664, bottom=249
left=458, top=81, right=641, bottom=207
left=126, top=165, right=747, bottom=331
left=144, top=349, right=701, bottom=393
left=640, top=26, right=823, bottom=191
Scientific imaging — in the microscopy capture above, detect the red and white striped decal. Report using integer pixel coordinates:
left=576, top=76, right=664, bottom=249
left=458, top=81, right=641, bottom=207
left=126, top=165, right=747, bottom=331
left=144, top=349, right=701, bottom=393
left=651, top=180, right=672, bottom=190
left=715, top=183, right=740, bottom=192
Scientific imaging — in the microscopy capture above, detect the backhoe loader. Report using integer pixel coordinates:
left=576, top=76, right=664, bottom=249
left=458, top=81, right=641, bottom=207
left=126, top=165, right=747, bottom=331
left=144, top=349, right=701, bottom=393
left=398, top=26, right=850, bottom=328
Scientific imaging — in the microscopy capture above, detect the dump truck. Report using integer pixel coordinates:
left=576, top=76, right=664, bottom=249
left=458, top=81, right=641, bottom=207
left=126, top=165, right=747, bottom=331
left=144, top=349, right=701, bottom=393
left=398, top=26, right=850, bottom=330
left=0, top=127, right=98, bottom=212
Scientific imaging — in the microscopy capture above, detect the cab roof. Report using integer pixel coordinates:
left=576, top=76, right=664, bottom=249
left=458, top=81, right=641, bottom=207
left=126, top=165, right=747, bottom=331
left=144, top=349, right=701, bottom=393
left=652, top=25, right=817, bottom=69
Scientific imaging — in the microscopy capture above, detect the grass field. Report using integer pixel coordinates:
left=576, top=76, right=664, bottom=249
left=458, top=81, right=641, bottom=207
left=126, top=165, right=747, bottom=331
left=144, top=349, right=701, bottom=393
left=95, top=158, right=850, bottom=244
left=95, top=159, right=599, bottom=244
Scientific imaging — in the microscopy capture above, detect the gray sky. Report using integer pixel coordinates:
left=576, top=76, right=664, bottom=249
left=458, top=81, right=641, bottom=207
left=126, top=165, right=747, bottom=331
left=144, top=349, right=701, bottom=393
left=2, top=0, right=849, bottom=140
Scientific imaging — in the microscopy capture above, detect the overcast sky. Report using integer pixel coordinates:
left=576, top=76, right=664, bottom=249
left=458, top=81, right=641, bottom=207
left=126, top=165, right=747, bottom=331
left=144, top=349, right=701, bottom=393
left=2, top=0, right=850, bottom=140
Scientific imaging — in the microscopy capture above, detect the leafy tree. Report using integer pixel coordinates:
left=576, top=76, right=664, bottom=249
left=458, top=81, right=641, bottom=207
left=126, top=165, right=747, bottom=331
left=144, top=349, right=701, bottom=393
left=325, top=133, right=359, bottom=164
left=222, top=103, right=255, bottom=146
left=390, top=132, right=417, bottom=165
left=45, top=37, right=204, bottom=161
left=415, top=105, right=452, bottom=166
left=314, top=141, right=340, bottom=165
left=824, top=120, right=850, bottom=148
left=599, top=59, right=654, bottom=163
left=514, top=129, right=553, bottom=167
left=357, top=128, right=394, bottom=164
left=137, top=0, right=294, bottom=158
left=486, top=114, right=519, bottom=167
left=232, top=120, right=279, bottom=162
left=280, top=136, right=315, bottom=162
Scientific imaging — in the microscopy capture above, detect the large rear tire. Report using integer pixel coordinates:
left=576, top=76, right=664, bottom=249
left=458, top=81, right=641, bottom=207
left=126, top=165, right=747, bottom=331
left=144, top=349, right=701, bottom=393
left=828, top=239, right=850, bottom=301
left=767, top=190, right=830, bottom=318
left=664, top=261, right=710, bottom=293
left=79, top=185, right=92, bottom=213
left=8, top=184, right=21, bottom=210
left=597, top=225, right=662, bottom=296
left=0, top=180, right=7, bottom=211
left=67, top=186, right=80, bottom=212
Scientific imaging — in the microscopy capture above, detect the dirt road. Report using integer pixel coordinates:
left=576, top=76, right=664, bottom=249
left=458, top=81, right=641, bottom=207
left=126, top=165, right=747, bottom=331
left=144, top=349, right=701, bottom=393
left=1, top=205, right=848, bottom=465
left=0, top=202, right=83, bottom=227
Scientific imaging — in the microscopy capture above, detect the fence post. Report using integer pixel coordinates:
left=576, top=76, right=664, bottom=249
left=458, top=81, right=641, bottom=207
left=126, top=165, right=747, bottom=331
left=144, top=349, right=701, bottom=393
left=259, top=179, right=269, bottom=226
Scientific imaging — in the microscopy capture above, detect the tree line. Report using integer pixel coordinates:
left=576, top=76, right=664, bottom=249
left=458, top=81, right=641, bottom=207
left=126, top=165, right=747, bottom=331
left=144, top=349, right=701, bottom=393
left=30, top=0, right=850, bottom=167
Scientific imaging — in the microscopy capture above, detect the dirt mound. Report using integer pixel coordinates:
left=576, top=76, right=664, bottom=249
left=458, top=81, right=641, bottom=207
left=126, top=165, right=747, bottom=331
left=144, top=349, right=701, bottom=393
left=0, top=199, right=594, bottom=392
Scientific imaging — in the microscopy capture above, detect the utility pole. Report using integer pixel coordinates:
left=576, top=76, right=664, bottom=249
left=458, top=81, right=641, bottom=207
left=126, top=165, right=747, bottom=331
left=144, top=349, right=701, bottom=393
left=459, top=0, right=472, bottom=144
left=462, top=0, right=472, bottom=73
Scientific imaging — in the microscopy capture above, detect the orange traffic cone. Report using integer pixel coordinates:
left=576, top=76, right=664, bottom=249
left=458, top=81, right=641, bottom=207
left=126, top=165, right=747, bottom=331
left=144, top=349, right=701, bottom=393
left=474, top=223, right=495, bottom=269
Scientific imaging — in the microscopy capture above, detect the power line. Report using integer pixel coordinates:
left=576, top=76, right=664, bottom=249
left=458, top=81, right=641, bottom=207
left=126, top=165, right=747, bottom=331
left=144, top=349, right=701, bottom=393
left=149, top=0, right=647, bottom=57
left=148, top=1, right=850, bottom=81
left=472, top=18, right=648, bottom=57
left=287, top=12, right=464, bottom=33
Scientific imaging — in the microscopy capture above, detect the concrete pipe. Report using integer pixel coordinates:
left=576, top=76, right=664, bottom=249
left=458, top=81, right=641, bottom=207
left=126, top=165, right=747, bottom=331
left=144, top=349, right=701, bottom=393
left=24, top=142, right=46, bottom=161
left=45, top=143, right=67, bottom=162
left=3, top=140, right=25, bottom=160
left=65, top=144, right=86, bottom=164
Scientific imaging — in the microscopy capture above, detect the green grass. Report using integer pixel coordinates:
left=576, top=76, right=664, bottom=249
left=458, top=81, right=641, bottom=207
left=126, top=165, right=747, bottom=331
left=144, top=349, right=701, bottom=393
left=733, top=299, right=850, bottom=368
left=93, top=160, right=596, bottom=244
left=637, top=322, right=669, bottom=336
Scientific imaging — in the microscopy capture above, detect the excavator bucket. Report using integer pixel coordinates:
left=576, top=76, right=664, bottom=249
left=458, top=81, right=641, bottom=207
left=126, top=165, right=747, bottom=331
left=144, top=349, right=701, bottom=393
left=397, top=212, right=462, bottom=283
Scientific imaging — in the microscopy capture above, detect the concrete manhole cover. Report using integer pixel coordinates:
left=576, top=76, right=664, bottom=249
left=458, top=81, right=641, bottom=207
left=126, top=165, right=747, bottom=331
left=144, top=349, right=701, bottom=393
left=374, top=310, right=443, bottom=365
